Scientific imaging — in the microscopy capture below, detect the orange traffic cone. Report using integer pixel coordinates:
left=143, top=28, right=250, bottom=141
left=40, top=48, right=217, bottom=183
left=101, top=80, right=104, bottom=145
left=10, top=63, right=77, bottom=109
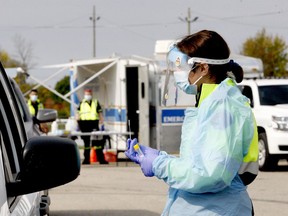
left=90, top=146, right=97, bottom=163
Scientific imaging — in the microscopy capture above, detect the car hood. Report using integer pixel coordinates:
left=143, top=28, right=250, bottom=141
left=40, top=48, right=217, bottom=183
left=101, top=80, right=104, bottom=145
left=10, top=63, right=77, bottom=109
left=275, top=104, right=288, bottom=109
left=256, top=104, right=288, bottom=117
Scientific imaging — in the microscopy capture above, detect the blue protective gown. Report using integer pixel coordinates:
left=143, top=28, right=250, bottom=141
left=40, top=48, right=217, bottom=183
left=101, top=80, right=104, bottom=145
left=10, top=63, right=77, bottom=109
left=153, top=78, right=255, bottom=216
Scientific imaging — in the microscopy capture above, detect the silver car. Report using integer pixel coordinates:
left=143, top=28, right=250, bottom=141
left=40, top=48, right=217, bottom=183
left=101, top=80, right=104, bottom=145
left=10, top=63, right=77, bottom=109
left=0, top=62, right=81, bottom=215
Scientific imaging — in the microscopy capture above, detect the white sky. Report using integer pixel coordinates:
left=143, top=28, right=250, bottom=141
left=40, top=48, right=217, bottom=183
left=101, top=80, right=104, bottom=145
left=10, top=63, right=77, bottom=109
left=1, top=0, right=288, bottom=85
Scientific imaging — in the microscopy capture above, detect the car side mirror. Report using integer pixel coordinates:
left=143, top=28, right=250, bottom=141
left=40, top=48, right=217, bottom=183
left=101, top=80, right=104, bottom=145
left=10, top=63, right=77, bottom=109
left=7, top=136, right=81, bottom=197
left=36, top=109, right=58, bottom=123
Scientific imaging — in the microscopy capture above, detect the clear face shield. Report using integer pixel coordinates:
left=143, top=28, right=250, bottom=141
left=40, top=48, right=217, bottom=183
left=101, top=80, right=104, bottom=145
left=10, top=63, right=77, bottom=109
left=162, top=45, right=231, bottom=106
left=162, top=46, right=194, bottom=106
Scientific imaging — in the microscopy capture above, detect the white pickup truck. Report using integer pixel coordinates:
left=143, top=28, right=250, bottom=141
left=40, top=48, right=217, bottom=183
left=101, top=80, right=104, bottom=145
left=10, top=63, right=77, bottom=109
left=239, top=78, right=288, bottom=171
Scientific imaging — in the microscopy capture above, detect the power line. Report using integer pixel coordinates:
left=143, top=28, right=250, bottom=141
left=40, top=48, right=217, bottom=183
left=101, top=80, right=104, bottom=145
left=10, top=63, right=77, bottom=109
left=195, top=9, right=288, bottom=21
left=2, top=9, right=288, bottom=31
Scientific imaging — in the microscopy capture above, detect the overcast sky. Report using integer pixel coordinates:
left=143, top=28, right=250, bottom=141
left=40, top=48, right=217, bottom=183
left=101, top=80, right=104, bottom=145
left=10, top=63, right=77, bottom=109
left=1, top=0, right=288, bottom=84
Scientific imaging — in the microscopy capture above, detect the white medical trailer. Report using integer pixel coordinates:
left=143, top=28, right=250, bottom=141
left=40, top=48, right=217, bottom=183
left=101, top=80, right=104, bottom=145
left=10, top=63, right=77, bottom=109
left=42, top=40, right=263, bottom=153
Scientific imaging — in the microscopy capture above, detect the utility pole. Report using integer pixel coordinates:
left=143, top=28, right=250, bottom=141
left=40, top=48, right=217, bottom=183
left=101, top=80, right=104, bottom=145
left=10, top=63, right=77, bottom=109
left=90, top=5, right=100, bottom=57
left=179, top=7, right=198, bottom=35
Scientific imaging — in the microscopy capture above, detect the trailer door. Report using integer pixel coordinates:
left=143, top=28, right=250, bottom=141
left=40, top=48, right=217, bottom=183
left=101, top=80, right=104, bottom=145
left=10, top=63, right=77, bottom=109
left=126, top=67, right=139, bottom=140
left=126, top=65, right=149, bottom=145
left=138, top=65, right=149, bottom=145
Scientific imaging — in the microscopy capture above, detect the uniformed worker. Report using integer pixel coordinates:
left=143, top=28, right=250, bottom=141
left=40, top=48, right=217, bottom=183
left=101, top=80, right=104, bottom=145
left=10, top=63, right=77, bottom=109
left=27, top=89, right=49, bottom=133
left=125, top=30, right=258, bottom=215
left=77, top=89, right=108, bottom=165
left=28, top=89, right=44, bottom=116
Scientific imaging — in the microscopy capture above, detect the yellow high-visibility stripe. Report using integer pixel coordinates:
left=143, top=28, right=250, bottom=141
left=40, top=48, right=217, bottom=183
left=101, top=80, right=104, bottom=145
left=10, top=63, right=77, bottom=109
left=243, top=117, right=259, bottom=162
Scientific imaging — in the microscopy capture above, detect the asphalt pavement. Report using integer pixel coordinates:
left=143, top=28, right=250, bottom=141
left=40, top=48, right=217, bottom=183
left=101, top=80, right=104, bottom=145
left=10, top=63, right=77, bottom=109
left=48, top=154, right=288, bottom=216
left=49, top=161, right=168, bottom=216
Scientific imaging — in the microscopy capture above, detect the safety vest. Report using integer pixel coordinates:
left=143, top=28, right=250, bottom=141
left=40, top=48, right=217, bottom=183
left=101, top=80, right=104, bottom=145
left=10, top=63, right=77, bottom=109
left=27, top=99, right=44, bottom=116
left=79, top=99, right=99, bottom=120
left=197, top=79, right=258, bottom=185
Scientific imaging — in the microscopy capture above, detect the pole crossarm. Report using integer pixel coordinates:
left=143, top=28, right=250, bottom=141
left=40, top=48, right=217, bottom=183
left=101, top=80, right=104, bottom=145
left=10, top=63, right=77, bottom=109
left=178, top=7, right=198, bottom=35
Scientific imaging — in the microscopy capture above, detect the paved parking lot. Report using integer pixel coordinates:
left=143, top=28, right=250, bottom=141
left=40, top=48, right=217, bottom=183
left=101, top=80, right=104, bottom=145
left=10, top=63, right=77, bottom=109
left=248, top=161, right=288, bottom=216
left=49, top=158, right=288, bottom=216
left=49, top=161, right=167, bottom=216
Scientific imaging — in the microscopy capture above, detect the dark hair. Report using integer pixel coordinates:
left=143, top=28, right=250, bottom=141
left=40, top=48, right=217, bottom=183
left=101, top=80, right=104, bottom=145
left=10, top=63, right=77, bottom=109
left=30, top=89, right=38, bottom=94
left=176, top=30, right=243, bottom=83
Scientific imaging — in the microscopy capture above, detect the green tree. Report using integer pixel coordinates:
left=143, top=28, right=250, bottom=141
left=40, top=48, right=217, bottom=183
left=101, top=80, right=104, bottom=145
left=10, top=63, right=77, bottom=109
left=0, top=48, right=72, bottom=119
left=53, top=76, right=70, bottom=102
left=241, top=29, right=288, bottom=77
left=0, top=49, right=20, bottom=68
left=0, top=49, right=31, bottom=90
left=52, top=76, right=70, bottom=118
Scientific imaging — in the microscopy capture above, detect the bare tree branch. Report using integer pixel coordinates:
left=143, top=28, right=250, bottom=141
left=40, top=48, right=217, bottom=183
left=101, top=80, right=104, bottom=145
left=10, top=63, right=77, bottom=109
left=13, top=34, right=36, bottom=71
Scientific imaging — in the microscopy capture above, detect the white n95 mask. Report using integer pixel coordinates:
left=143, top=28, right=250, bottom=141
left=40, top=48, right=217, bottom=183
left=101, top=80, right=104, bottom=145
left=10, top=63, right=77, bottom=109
left=84, top=95, right=92, bottom=101
left=173, top=70, right=199, bottom=95
left=30, top=95, right=38, bottom=102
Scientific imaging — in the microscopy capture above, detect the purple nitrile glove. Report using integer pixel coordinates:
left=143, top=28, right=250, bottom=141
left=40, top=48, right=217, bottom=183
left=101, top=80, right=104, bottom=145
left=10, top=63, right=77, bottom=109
left=139, top=145, right=160, bottom=156
left=138, top=145, right=160, bottom=177
left=100, top=124, right=105, bottom=131
left=125, top=138, right=140, bottom=164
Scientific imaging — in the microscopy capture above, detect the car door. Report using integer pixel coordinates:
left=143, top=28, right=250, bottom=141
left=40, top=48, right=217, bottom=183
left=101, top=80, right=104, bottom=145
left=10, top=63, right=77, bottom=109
left=0, top=63, right=41, bottom=215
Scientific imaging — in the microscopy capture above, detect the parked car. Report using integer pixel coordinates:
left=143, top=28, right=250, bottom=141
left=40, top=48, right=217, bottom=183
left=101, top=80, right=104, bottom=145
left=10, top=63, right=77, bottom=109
left=0, top=61, right=81, bottom=215
left=239, top=78, right=288, bottom=171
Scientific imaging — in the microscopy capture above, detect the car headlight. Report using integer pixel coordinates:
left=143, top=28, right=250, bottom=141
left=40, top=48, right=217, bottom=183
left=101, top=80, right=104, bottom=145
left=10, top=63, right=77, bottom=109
left=272, top=116, right=288, bottom=131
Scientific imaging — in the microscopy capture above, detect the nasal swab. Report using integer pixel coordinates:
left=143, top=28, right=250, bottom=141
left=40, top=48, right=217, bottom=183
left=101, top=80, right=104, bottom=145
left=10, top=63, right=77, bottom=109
left=128, top=120, right=131, bottom=140
left=128, top=120, right=144, bottom=157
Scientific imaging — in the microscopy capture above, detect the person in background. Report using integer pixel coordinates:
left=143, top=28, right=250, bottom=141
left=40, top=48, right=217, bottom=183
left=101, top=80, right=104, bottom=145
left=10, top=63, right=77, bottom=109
left=77, top=88, right=108, bottom=165
left=27, top=89, right=49, bottom=133
left=125, top=30, right=258, bottom=215
left=28, top=89, right=44, bottom=116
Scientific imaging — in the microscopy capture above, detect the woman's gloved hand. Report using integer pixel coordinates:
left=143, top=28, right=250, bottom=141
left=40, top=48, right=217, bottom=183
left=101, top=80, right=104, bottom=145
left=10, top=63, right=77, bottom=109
left=140, top=145, right=160, bottom=156
left=125, top=138, right=140, bottom=164
left=125, top=138, right=160, bottom=177
left=139, top=150, right=159, bottom=177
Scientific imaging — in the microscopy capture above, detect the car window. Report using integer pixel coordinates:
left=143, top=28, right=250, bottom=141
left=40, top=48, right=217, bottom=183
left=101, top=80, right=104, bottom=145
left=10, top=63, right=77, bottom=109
left=0, top=67, right=26, bottom=145
left=10, top=79, right=31, bottom=123
left=0, top=131, right=14, bottom=180
left=0, top=105, right=18, bottom=175
left=0, top=63, right=27, bottom=206
left=259, top=85, right=288, bottom=105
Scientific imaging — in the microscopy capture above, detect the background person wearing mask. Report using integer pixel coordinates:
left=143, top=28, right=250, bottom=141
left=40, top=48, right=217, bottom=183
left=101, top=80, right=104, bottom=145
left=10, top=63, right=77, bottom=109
left=125, top=30, right=258, bottom=215
left=28, top=89, right=44, bottom=116
left=27, top=89, right=49, bottom=133
left=77, top=88, right=108, bottom=165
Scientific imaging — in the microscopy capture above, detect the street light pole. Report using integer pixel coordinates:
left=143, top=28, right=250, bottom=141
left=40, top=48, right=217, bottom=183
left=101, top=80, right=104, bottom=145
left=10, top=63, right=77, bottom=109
left=179, top=7, right=198, bottom=35
left=90, top=5, right=100, bottom=57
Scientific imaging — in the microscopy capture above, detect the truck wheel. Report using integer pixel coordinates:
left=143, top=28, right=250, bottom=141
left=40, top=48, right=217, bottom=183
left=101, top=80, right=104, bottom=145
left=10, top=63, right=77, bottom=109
left=258, top=132, right=278, bottom=171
